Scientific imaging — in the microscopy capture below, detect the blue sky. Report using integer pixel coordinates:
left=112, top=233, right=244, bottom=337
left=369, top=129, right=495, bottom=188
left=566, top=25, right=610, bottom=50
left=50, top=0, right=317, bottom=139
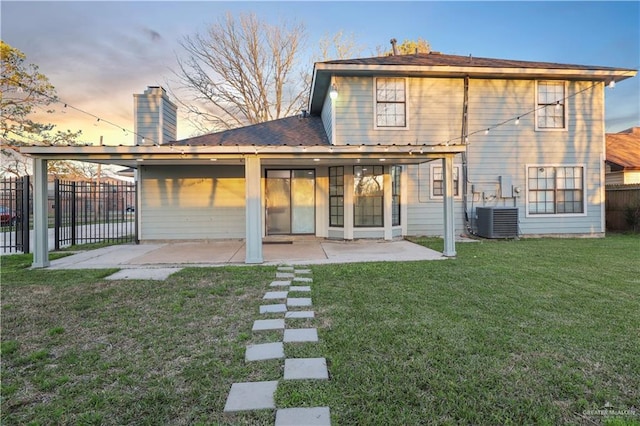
left=2, top=1, right=639, bottom=144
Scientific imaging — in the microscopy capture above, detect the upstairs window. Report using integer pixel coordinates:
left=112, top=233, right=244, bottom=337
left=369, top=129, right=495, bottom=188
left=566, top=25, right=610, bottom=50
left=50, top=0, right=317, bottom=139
left=375, top=78, right=407, bottom=128
left=536, top=81, right=567, bottom=130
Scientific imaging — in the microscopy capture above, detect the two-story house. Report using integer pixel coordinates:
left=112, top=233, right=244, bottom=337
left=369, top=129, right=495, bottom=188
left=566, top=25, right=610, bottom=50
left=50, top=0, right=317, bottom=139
left=23, top=53, right=636, bottom=266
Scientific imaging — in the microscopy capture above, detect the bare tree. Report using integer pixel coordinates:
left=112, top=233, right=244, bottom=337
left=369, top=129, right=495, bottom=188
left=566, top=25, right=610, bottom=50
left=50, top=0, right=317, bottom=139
left=173, top=13, right=307, bottom=133
left=316, top=30, right=366, bottom=61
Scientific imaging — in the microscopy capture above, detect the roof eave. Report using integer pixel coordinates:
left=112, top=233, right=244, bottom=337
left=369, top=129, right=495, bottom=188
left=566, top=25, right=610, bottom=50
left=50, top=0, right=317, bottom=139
left=309, top=63, right=637, bottom=114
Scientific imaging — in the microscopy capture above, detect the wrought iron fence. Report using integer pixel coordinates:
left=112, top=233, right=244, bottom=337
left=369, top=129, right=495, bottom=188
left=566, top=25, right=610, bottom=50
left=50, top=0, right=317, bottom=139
left=1, top=177, right=136, bottom=254
left=0, top=176, right=30, bottom=253
left=54, top=180, right=136, bottom=249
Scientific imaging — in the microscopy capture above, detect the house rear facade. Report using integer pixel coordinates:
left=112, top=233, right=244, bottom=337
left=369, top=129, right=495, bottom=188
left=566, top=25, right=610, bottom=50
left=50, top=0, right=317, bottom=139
left=23, top=52, right=636, bottom=266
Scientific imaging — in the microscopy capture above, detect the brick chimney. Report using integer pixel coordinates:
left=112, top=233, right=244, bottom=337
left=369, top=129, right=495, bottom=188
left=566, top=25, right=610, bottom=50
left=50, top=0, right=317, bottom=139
left=133, top=86, right=177, bottom=145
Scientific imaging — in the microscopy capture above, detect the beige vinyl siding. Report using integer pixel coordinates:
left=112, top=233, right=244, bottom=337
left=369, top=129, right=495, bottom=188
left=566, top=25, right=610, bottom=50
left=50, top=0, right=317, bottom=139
left=162, top=101, right=177, bottom=143
left=140, top=165, right=245, bottom=240
left=334, top=76, right=464, bottom=145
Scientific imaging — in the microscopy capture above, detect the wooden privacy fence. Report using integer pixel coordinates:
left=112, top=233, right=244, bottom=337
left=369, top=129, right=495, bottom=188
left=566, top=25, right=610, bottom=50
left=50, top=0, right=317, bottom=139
left=605, top=184, right=640, bottom=232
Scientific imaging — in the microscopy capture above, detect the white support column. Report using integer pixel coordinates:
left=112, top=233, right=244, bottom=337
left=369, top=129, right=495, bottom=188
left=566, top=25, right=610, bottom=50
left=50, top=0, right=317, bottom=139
left=32, top=158, right=49, bottom=268
left=244, top=156, right=263, bottom=263
left=442, top=155, right=457, bottom=257
left=383, top=166, right=392, bottom=240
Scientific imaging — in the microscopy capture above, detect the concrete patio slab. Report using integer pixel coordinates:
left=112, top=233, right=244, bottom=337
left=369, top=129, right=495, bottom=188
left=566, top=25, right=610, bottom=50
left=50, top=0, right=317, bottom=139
left=285, top=311, right=315, bottom=319
left=284, top=328, right=318, bottom=343
left=252, top=319, right=285, bottom=331
left=42, top=238, right=447, bottom=270
left=104, top=268, right=181, bottom=281
left=275, top=407, right=331, bottom=426
left=263, top=291, right=288, bottom=300
left=245, top=342, right=284, bottom=361
left=284, top=358, right=328, bottom=380
left=287, top=297, right=312, bottom=307
left=223, top=381, right=278, bottom=412
left=260, top=304, right=287, bottom=314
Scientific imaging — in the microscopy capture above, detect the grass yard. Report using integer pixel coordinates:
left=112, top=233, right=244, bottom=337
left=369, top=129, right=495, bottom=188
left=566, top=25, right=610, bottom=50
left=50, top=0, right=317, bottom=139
left=1, top=235, right=639, bottom=425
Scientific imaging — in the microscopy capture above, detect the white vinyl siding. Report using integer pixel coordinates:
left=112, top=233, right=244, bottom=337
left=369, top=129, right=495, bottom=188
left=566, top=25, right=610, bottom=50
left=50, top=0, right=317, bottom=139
left=404, top=79, right=604, bottom=237
left=140, top=165, right=245, bottom=240
left=334, top=76, right=464, bottom=145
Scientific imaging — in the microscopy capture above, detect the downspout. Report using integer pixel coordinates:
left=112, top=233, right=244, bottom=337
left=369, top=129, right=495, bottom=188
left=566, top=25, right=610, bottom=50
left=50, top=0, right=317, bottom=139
left=460, top=75, right=471, bottom=235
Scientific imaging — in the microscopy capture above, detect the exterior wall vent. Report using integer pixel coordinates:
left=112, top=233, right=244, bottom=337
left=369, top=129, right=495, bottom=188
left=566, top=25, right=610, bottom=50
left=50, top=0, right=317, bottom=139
left=476, top=207, right=518, bottom=238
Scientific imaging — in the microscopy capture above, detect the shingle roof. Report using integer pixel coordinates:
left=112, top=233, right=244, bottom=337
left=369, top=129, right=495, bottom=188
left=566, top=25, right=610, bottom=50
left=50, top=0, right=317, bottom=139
left=606, top=127, right=640, bottom=169
left=320, top=52, right=629, bottom=71
left=172, top=115, right=330, bottom=147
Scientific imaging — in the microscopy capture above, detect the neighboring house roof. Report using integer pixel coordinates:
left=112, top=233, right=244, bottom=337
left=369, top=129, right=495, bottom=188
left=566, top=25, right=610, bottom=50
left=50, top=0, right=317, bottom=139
left=310, top=52, right=637, bottom=114
left=172, top=115, right=329, bottom=147
left=606, top=127, right=640, bottom=170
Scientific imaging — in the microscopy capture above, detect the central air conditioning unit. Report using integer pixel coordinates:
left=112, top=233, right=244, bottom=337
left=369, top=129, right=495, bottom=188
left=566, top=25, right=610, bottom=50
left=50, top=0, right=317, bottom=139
left=476, top=207, right=518, bottom=238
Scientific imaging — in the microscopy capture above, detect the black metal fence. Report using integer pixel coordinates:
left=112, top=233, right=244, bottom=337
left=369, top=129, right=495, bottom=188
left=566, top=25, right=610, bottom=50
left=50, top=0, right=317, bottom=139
left=1, top=177, right=136, bottom=254
left=54, top=180, right=136, bottom=249
left=0, top=176, right=30, bottom=253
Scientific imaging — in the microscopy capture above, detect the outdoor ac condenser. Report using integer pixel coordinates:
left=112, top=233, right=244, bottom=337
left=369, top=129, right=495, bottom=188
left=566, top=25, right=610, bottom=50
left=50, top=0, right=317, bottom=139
left=476, top=207, right=518, bottom=238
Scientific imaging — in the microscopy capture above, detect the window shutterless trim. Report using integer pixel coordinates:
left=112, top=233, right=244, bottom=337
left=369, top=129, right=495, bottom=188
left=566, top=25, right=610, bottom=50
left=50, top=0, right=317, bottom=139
left=525, top=163, right=587, bottom=217
left=534, top=80, right=568, bottom=132
left=429, top=164, right=462, bottom=199
left=373, top=77, right=410, bottom=130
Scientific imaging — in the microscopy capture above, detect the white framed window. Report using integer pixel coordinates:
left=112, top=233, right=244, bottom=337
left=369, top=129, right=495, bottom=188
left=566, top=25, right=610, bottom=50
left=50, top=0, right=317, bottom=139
left=526, top=165, right=586, bottom=216
left=535, top=81, right=567, bottom=131
left=374, top=77, right=408, bottom=129
left=430, top=164, right=461, bottom=199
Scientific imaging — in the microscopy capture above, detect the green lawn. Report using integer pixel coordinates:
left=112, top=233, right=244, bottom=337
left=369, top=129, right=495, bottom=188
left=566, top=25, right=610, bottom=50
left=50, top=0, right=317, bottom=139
left=1, top=235, right=639, bottom=425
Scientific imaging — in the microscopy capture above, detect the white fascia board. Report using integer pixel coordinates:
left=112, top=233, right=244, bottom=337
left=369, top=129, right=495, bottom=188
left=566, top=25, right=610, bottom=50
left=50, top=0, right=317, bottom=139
left=314, top=63, right=637, bottom=82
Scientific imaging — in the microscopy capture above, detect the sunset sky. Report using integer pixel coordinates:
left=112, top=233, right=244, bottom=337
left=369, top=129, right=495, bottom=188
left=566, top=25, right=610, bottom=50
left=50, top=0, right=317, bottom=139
left=2, top=1, right=639, bottom=146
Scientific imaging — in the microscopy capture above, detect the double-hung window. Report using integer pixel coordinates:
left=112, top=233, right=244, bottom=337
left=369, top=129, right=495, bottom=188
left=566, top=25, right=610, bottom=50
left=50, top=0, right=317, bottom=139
left=536, top=81, right=567, bottom=130
left=430, top=165, right=460, bottom=198
left=527, top=165, right=584, bottom=215
left=375, top=77, right=407, bottom=128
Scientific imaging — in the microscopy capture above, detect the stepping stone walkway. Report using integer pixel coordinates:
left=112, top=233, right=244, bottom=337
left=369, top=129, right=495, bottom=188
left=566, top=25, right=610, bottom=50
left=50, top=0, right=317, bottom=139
left=224, top=266, right=331, bottom=425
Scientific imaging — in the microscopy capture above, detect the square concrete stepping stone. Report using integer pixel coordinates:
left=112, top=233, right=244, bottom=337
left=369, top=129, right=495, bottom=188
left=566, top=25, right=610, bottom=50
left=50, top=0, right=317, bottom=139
left=246, top=342, right=284, bottom=361
left=293, top=277, right=313, bottom=283
left=284, top=328, right=318, bottom=343
left=260, top=304, right=287, bottom=314
left=285, top=311, right=315, bottom=319
left=287, top=297, right=312, bottom=307
left=294, top=268, right=311, bottom=274
left=278, top=266, right=294, bottom=271
left=275, top=407, right=331, bottom=426
left=263, top=291, right=288, bottom=300
left=276, top=272, right=295, bottom=278
left=224, top=380, right=278, bottom=412
left=284, top=358, right=328, bottom=380
left=270, top=280, right=291, bottom=287
left=289, top=285, right=311, bottom=292
left=252, top=319, right=285, bottom=331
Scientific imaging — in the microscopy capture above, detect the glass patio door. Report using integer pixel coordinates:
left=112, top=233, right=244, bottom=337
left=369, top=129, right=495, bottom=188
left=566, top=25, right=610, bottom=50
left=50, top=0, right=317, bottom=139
left=266, top=170, right=315, bottom=235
